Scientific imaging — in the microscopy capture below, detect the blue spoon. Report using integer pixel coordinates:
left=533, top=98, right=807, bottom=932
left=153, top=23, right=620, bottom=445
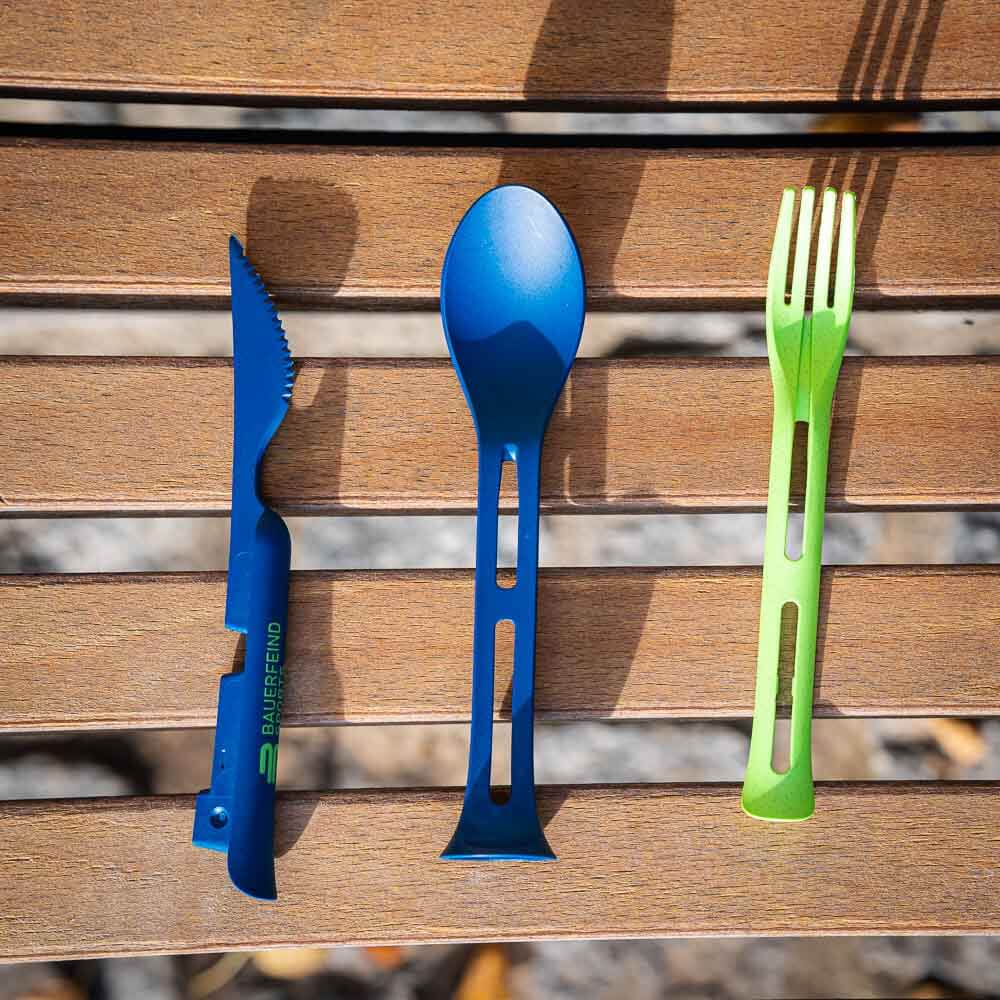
left=439, top=185, right=585, bottom=861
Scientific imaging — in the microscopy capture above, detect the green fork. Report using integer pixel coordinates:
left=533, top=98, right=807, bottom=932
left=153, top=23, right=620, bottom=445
left=741, top=186, right=857, bottom=822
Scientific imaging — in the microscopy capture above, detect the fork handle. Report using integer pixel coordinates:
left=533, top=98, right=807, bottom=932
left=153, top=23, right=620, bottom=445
left=742, top=379, right=836, bottom=822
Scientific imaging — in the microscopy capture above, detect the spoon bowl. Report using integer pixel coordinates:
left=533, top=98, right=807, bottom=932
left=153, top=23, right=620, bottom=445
left=442, top=185, right=585, bottom=440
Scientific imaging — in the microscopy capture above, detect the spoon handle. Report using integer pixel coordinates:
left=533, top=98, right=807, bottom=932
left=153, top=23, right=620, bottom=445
left=441, top=436, right=555, bottom=861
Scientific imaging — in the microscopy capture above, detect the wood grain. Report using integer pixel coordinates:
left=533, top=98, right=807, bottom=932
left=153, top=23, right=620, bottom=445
left=3, top=133, right=1000, bottom=308
left=4, top=566, right=1000, bottom=733
left=0, top=1, right=995, bottom=108
left=2, top=784, right=999, bottom=960
left=3, top=356, right=999, bottom=515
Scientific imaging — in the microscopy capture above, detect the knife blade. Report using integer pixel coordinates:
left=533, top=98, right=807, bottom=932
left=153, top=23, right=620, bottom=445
left=225, top=235, right=294, bottom=633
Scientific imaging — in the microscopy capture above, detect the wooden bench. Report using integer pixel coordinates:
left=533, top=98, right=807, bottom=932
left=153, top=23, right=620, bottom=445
left=2, top=0, right=1000, bottom=963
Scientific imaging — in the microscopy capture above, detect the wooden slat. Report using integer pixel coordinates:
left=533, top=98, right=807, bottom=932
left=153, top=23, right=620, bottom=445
left=4, top=131, right=1000, bottom=308
left=2, top=784, right=999, bottom=960
left=3, top=356, right=999, bottom=515
left=4, top=566, right=1000, bottom=734
left=0, top=1, right=996, bottom=108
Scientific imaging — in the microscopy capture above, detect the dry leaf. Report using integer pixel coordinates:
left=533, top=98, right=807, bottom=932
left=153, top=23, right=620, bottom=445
left=812, top=111, right=922, bottom=133
left=252, top=947, right=329, bottom=980
left=16, top=980, right=84, bottom=1000
left=930, top=718, right=987, bottom=768
left=455, top=944, right=512, bottom=1000
left=907, top=982, right=959, bottom=999
left=365, top=945, right=406, bottom=970
left=188, top=953, right=253, bottom=998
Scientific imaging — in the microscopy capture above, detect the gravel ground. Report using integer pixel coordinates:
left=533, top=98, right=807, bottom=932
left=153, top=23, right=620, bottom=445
left=2, top=98, right=1000, bottom=999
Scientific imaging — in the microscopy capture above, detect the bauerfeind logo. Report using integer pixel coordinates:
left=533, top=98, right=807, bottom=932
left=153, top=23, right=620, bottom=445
left=259, top=620, right=284, bottom=784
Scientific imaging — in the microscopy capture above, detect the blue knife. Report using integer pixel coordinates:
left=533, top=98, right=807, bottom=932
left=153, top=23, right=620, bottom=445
left=192, top=236, right=294, bottom=901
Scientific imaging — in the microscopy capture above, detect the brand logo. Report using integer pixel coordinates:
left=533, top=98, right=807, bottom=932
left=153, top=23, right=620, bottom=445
left=259, top=742, right=278, bottom=784
left=260, top=620, right=284, bottom=784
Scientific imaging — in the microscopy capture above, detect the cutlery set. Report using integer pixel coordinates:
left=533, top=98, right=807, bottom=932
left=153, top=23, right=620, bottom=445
left=194, top=183, right=858, bottom=899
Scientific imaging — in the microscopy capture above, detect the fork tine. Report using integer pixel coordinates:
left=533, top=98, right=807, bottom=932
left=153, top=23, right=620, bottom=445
left=833, top=191, right=858, bottom=322
left=768, top=187, right=796, bottom=308
left=790, top=186, right=815, bottom=313
left=812, top=188, right=837, bottom=309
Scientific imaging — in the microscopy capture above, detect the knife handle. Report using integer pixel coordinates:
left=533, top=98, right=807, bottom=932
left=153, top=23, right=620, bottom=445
left=193, top=508, right=291, bottom=900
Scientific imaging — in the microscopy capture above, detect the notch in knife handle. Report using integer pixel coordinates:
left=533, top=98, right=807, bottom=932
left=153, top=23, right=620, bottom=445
left=194, top=508, right=291, bottom=901
left=225, top=450, right=265, bottom=634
